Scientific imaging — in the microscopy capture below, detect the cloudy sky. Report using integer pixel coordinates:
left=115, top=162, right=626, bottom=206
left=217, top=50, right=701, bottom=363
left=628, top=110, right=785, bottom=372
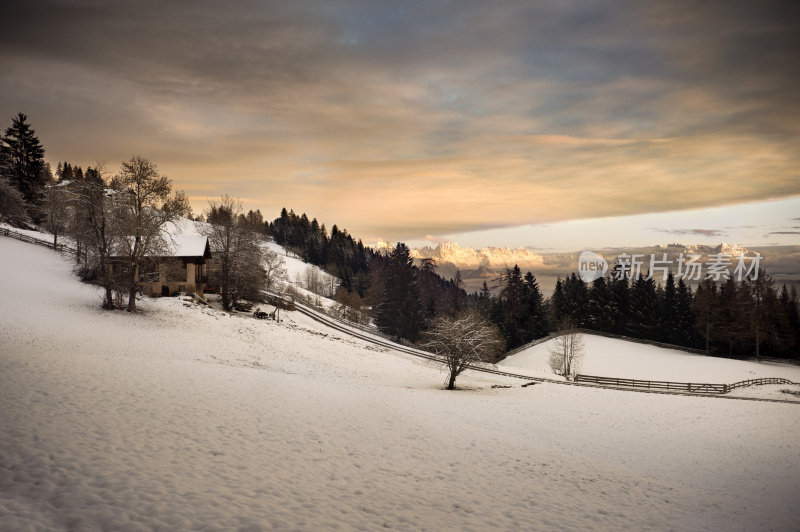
left=1, top=0, right=798, bottom=250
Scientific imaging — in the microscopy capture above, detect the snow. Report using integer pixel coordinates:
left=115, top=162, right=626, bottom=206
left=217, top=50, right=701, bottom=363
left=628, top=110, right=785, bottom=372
left=164, top=234, right=209, bottom=257
left=2, top=236, right=800, bottom=531
left=501, top=333, right=800, bottom=390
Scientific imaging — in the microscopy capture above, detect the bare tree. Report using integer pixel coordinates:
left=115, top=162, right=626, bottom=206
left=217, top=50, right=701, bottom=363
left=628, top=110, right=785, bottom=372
left=42, top=184, right=71, bottom=249
left=70, top=173, right=121, bottom=310
left=114, top=156, right=189, bottom=312
left=262, top=246, right=287, bottom=293
left=204, top=195, right=266, bottom=311
left=422, top=312, right=505, bottom=390
left=548, top=321, right=584, bottom=380
left=303, top=265, right=325, bottom=296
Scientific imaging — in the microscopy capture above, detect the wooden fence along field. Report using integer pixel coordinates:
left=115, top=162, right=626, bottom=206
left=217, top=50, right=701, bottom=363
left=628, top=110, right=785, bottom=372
left=1, top=227, right=77, bottom=255
left=576, top=374, right=797, bottom=395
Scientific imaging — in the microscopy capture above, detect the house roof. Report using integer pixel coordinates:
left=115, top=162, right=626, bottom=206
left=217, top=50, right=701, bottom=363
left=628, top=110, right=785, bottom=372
left=166, top=235, right=212, bottom=259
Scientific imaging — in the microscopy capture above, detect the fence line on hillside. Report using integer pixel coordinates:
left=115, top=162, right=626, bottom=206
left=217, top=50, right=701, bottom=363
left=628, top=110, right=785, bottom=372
left=1, top=227, right=77, bottom=255
left=575, top=374, right=798, bottom=395
left=575, top=374, right=728, bottom=394
left=727, top=377, right=797, bottom=391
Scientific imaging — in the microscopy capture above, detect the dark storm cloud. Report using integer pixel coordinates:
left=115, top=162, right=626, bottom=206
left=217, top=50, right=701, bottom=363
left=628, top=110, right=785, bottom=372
left=1, top=0, right=798, bottom=242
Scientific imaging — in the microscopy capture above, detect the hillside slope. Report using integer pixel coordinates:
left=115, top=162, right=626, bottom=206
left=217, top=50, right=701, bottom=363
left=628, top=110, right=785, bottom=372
left=1, top=237, right=799, bottom=531
left=501, top=334, right=800, bottom=386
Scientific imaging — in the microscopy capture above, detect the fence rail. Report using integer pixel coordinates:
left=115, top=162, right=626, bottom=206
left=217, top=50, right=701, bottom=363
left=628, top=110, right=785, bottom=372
left=576, top=374, right=798, bottom=394
left=727, top=377, right=797, bottom=390
left=1, top=227, right=77, bottom=255
left=575, top=374, right=729, bottom=394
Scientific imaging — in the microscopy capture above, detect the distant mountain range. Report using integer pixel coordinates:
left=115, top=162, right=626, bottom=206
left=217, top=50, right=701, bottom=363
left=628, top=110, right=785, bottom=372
left=405, top=241, right=799, bottom=295
left=410, top=241, right=545, bottom=269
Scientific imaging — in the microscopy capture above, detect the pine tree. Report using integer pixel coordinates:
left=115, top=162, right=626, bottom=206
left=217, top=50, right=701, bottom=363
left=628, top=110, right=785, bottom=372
left=497, top=265, right=526, bottom=348
left=563, top=273, right=589, bottom=327
left=675, top=278, right=695, bottom=348
left=628, top=274, right=660, bottom=340
left=716, top=278, right=744, bottom=356
left=745, top=268, right=780, bottom=361
left=550, top=277, right=568, bottom=325
left=1, top=113, right=47, bottom=216
left=693, top=279, right=718, bottom=355
left=661, top=273, right=680, bottom=344
left=523, top=271, right=548, bottom=339
left=587, top=276, right=616, bottom=333
left=374, top=243, right=424, bottom=342
left=610, top=274, right=630, bottom=335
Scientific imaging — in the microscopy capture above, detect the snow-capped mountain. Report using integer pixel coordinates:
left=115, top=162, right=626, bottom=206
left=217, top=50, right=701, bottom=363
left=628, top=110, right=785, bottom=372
left=678, top=242, right=751, bottom=256
left=411, top=241, right=545, bottom=269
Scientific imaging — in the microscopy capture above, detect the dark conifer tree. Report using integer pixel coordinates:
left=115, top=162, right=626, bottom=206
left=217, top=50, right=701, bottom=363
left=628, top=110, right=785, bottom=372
left=777, top=285, right=800, bottom=359
left=609, top=273, right=631, bottom=335
left=523, top=271, right=548, bottom=339
left=1, top=113, right=47, bottom=215
left=693, top=279, right=718, bottom=355
left=497, top=265, right=526, bottom=348
left=374, top=243, right=424, bottom=342
left=628, top=274, right=660, bottom=340
left=549, top=277, right=568, bottom=325
left=563, top=273, right=589, bottom=327
left=675, top=278, right=695, bottom=347
left=587, top=276, right=616, bottom=333
left=717, top=278, right=744, bottom=356
left=660, top=273, right=680, bottom=344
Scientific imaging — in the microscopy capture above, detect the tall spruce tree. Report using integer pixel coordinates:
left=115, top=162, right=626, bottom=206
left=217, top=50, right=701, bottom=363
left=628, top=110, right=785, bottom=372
left=374, top=243, right=424, bottom=342
left=693, top=279, right=718, bottom=355
left=610, top=273, right=631, bottom=335
left=661, top=273, right=680, bottom=344
left=523, top=271, right=549, bottom=339
left=497, top=265, right=526, bottom=348
left=588, top=276, right=616, bottom=333
left=628, top=274, right=660, bottom=340
left=777, top=285, right=800, bottom=358
left=675, top=278, right=695, bottom=347
left=1, top=113, right=47, bottom=217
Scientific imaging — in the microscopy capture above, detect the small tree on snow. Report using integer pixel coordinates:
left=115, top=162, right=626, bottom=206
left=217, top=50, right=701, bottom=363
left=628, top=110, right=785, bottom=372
left=422, top=312, right=505, bottom=390
left=548, top=322, right=584, bottom=380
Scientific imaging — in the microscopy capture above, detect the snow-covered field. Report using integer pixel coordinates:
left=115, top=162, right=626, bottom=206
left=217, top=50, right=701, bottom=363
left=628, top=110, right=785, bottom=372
left=501, top=333, right=800, bottom=403
left=2, top=237, right=799, bottom=531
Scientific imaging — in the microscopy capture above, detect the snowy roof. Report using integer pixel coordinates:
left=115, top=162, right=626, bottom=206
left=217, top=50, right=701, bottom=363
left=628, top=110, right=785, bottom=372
left=110, top=234, right=212, bottom=259
left=163, top=234, right=211, bottom=259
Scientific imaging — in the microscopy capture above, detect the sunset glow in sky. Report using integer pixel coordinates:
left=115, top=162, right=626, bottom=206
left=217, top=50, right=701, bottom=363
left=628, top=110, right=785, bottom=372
left=1, top=1, right=798, bottom=249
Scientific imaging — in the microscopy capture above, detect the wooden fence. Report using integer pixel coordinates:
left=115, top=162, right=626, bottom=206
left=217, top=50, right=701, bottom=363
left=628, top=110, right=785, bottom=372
left=727, top=377, right=797, bottom=391
left=576, top=374, right=798, bottom=395
left=1, top=227, right=77, bottom=255
left=575, top=374, right=728, bottom=394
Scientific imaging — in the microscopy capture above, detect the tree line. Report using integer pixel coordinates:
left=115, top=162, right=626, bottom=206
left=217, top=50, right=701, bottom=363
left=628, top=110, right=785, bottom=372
left=266, top=208, right=469, bottom=342
left=245, top=204, right=800, bottom=362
